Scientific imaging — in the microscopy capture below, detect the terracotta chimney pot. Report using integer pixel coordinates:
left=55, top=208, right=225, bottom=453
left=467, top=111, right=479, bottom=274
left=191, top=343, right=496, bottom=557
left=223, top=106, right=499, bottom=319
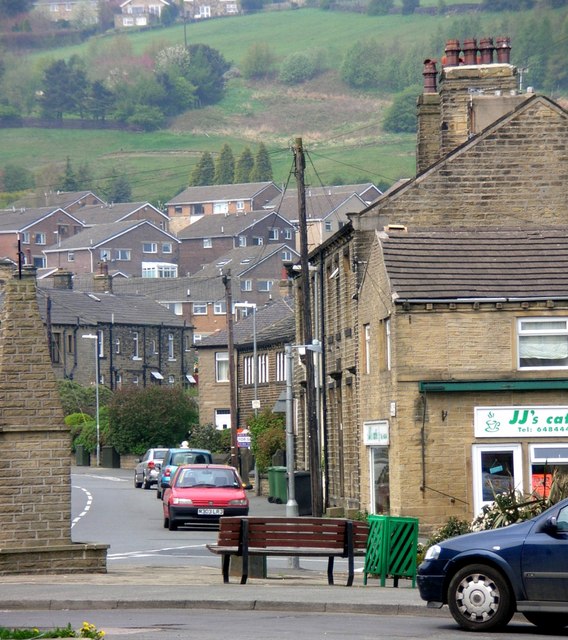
left=495, top=36, right=511, bottom=64
left=444, top=39, right=460, bottom=67
left=462, top=38, right=478, bottom=65
left=479, top=37, right=494, bottom=64
left=422, top=59, right=438, bottom=93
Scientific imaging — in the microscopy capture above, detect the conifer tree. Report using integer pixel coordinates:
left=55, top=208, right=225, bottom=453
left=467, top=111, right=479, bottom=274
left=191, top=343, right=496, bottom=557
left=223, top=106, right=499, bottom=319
left=214, top=143, right=235, bottom=185
left=59, top=157, right=78, bottom=191
left=189, top=152, right=215, bottom=186
left=235, top=147, right=254, bottom=183
left=250, top=143, right=273, bottom=182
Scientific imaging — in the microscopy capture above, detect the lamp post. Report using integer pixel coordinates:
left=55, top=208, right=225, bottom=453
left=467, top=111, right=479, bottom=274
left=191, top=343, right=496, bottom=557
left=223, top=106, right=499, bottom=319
left=285, top=339, right=322, bottom=519
left=82, top=333, right=100, bottom=467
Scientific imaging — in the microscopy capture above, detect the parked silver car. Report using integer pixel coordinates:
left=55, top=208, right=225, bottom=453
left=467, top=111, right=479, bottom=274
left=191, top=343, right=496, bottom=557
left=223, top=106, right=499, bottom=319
left=134, top=448, right=168, bottom=490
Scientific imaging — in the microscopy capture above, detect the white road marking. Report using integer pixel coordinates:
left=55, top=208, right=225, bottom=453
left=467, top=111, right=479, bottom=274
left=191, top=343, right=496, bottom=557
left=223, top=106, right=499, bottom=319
left=71, top=485, right=92, bottom=528
left=80, top=474, right=128, bottom=482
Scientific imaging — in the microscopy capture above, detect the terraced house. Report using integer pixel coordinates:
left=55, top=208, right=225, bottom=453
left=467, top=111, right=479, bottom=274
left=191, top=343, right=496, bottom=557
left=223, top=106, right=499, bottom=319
left=298, top=37, right=568, bottom=532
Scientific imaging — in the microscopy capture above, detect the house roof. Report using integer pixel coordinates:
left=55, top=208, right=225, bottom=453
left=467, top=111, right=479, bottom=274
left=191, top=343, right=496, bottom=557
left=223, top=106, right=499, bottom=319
left=177, top=210, right=294, bottom=240
left=35, top=287, right=185, bottom=327
left=110, top=274, right=226, bottom=303
left=267, top=185, right=379, bottom=222
left=381, top=227, right=568, bottom=301
left=43, top=220, right=179, bottom=252
left=74, top=202, right=168, bottom=226
left=193, top=243, right=299, bottom=280
left=0, top=207, right=85, bottom=233
left=166, top=182, right=281, bottom=206
left=198, top=296, right=295, bottom=348
left=7, top=191, right=104, bottom=210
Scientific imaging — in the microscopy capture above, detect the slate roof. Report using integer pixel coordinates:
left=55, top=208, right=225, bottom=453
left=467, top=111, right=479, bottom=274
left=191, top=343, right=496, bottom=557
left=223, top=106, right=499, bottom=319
left=36, top=287, right=185, bottom=327
left=166, top=182, right=280, bottom=206
left=194, top=243, right=299, bottom=279
left=43, top=220, right=179, bottom=252
left=7, top=191, right=104, bottom=210
left=177, top=210, right=294, bottom=240
left=0, top=207, right=84, bottom=232
left=198, top=297, right=295, bottom=348
left=73, top=202, right=167, bottom=226
left=381, top=227, right=568, bottom=301
left=267, top=185, right=379, bottom=221
left=110, top=274, right=226, bottom=303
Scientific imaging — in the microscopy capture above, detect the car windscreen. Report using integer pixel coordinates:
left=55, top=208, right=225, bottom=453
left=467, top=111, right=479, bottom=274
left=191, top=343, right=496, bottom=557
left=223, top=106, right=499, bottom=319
left=171, top=452, right=211, bottom=465
left=175, top=469, right=238, bottom=488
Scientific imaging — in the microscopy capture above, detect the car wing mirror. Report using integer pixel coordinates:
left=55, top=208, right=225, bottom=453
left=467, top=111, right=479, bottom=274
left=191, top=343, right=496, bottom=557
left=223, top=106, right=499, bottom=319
left=542, top=515, right=558, bottom=533
left=244, top=484, right=253, bottom=491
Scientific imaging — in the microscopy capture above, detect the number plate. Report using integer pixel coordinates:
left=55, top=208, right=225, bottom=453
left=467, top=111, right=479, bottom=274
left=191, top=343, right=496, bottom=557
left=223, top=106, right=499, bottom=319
left=197, top=508, right=224, bottom=515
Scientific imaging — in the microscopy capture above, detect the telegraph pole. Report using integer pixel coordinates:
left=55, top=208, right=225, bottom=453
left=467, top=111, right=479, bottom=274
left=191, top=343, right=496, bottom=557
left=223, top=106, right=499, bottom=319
left=223, top=271, right=239, bottom=470
left=294, top=137, right=323, bottom=517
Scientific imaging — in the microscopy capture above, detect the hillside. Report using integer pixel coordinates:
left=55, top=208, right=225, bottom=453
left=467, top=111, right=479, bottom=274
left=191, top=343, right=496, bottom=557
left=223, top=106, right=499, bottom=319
left=1, top=3, right=565, bottom=204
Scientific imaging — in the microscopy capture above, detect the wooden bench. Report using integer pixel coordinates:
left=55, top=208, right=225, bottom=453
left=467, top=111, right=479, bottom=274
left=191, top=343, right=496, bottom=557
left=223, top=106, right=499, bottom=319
left=206, top=516, right=369, bottom=586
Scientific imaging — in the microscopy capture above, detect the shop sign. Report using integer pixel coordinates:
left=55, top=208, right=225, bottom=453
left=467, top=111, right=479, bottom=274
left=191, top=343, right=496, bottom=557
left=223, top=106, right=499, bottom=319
left=475, top=406, right=568, bottom=438
left=363, top=420, right=389, bottom=446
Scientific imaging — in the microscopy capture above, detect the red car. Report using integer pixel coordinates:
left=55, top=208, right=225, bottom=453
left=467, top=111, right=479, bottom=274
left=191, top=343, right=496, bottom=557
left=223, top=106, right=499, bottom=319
left=162, top=464, right=250, bottom=530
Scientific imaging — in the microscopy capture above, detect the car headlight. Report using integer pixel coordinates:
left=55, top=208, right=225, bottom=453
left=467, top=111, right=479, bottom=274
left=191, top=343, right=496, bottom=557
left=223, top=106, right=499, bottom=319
left=228, top=499, right=248, bottom=506
left=172, top=497, right=193, bottom=505
left=424, top=544, right=442, bottom=560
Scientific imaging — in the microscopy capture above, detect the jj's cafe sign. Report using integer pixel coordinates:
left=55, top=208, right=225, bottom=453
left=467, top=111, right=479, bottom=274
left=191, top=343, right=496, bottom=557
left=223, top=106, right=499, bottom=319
left=475, top=406, right=568, bottom=438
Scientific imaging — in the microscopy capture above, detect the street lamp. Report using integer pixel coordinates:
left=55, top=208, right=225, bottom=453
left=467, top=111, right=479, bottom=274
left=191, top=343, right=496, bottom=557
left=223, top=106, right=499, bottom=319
left=233, top=302, right=258, bottom=413
left=285, top=339, right=322, bottom=519
left=82, top=333, right=100, bottom=467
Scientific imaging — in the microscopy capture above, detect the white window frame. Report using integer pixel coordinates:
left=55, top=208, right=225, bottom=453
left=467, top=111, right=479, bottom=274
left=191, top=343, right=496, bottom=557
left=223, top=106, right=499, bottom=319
left=162, top=242, right=173, bottom=254
left=142, top=242, right=158, bottom=253
left=114, top=338, right=121, bottom=354
left=244, top=355, right=254, bottom=386
left=284, top=229, right=293, bottom=240
left=252, top=237, right=263, bottom=246
left=269, top=228, right=278, bottom=241
left=67, top=252, right=75, bottom=262
left=193, top=302, right=207, bottom=315
left=276, top=351, right=285, bottom=382
left=35, top=232, right=47, bottom=245
left=168, top=333, right=175, bottom=360
left=517, top=317, right=568, bottom=370
left=238, top=236, right=247, bottom=247
left=132, top=331, right=140, bottom=359
left=282, top=250, right=292, bottom=261
left=203, top=238, right=213, bottom=249
left=214, top=301, right=226, bottom=315
left=364, top=323, right=371, bottom=375
left=258, top=280, right=273, bottom=292
left=472, top=443, right=523, bottom=516
left=21, top=232, right=30, bottom=244
left=236, top=200, right=245, bottom=211
left=324, top=220, right=332, bottom=232
left=386, top=318, right=391, bottom=371
left=213, top=202, right=228, bottom=214
left=215, top=351, right=229, bottom=382
left=257, top=353, right=269, bottom=384
left=115, top=249, right=131, bottom=261
left=241, top=280, right=252, bottom=292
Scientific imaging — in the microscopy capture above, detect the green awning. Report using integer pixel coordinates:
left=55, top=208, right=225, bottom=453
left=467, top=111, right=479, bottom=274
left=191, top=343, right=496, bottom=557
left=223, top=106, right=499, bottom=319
left=419, top=379, right=568, bottom=392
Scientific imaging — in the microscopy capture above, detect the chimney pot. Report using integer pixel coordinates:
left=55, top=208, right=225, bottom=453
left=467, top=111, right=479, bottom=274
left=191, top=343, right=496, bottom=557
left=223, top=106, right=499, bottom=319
left=422, top=59, right=438, bottom=93
left=479, top=37, right=494, bottom=64
left=444, top=39, right=461, bottom=67
left=462, top=38, right=478, bottom=65
left=495, top=36, right=511, bottom=64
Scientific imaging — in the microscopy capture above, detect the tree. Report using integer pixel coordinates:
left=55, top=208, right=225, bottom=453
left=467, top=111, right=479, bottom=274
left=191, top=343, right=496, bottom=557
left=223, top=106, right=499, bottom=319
left=2, top=163, right=34, bottom=191
left=248, top=410, right=285, bottom=472
left=106, top=173, right=132, bottom=203
left=108, top=387, right=198, bottom=455
left=250, top=143, right=273, bottom=182
left=401, top=0, right=419, bottom=14
left=186, top=44, right=230, bottom=106
left=189, top=151, right=215, bottom=186
left=340, top=40, right=380, bottom=89
left=59, top=157, right=78, bottom=191
left=214, top=143, right=235, bottom=185
left=235, top=147, right=254, bottom=183
left=86, top=80, right=115, bottom=121
left=279, top=52, right=317, bottom=85
left=57, top=379, right=113, bottom=419
left=241, top=42, right=276, bottom=80
left=40, top=59, right=71, bottom=120
left=382, top=85, right=420, bottom=133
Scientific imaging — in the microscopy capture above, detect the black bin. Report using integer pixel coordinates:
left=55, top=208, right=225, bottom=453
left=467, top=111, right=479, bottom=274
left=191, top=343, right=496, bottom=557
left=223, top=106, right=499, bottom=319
left=75, top=445, right=90, bottom=466
left=101, top=446, right=121, bottom=468
left=292, top=470, right=312, bottom=516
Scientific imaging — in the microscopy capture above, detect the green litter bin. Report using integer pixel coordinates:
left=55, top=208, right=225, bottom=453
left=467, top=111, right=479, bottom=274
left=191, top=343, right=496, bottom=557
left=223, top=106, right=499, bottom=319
left=363, top=514, right=419, bottom=587
left=267, top=466, right=287, bottom=503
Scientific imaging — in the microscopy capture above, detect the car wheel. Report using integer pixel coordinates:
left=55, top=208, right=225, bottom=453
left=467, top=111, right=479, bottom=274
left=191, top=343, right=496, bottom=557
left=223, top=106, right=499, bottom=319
left=447, top=564, right=514, bottom=632
left=163, top=514, right=169, bottom=529
left=156, top=488, right=162, bottom=500
left=168, top=509, right=178, bottom=531
left=142, top=475, right=151, bottom=490
left=524, top=612, right=568, bottom=631
left=134, top=474, right=142, bottom=489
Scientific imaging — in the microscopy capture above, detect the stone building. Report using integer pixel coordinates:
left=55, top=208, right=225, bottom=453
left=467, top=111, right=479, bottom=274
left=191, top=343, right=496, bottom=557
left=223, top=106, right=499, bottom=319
left=39, top=271, right=194, bottom=390
left=0, top=263, right=107, bottom=573
left=298, top=37, right=568, bottom=531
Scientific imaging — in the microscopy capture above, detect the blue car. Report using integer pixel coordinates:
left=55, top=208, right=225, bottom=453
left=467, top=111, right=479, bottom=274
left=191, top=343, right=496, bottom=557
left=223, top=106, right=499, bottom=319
left=156, top=448, right=212, bottom=499
left=417, top=497, right=568, bottom=632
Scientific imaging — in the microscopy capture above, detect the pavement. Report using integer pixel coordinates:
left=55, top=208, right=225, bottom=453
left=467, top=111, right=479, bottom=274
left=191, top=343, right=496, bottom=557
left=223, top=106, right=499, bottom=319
left=0, top=473, right=448, bottom=621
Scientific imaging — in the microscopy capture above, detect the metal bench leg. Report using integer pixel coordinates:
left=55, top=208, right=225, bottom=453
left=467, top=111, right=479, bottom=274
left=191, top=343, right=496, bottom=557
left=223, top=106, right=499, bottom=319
left=222, top=554, right=231, bottom=583
left=241, top=520, right=249, bottom=584
left=327, top=557, right=335, bottom=585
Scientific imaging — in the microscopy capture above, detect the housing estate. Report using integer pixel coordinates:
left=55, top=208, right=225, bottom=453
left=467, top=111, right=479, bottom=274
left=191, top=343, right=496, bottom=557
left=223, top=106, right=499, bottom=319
left=293, top=37, right=568, bottom=531
left=165, top=182, right=282, bottom=233
left=176, top=209, right=295, bottom=275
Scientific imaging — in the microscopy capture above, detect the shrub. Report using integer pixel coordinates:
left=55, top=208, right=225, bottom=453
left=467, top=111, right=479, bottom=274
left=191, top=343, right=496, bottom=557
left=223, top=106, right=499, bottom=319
left=248, top=409, right=285, bottom=472
left=279, top=51, right=317, bottom=85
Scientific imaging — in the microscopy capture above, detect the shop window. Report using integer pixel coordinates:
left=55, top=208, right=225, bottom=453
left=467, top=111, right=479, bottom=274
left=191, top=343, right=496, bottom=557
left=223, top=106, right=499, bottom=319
left=530, top=444, right=568, bottom=498
left=370, top=446, right=389, bottom=515
left=518, top=318, right=568, bottom=369
left=472, top=444, right=523, bottom=515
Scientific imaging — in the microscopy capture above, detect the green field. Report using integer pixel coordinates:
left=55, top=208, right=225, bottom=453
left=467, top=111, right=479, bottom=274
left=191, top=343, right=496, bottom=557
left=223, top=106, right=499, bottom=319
left=0, top=3, right=544, bottom=203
